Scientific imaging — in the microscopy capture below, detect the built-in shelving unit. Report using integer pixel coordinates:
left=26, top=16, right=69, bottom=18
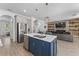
left=47, top=18, right=79, bottom=37
left=69, top=18, right=79, bottom=37
left=48, top=22, right=55, bottom=31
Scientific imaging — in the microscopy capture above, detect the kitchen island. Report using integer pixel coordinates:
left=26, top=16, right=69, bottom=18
left=24, top=33, right=57, bottom=56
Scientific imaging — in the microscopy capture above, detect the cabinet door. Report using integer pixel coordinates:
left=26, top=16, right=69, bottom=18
left=34, top=39, right=41, bottom=56
left=29, top=37, right=36, bottom=54
left=41, top=41, right=51, bottom=56
left=29, top=37, right=41, bottom=56
left=53, top=39, right=57, bottom=56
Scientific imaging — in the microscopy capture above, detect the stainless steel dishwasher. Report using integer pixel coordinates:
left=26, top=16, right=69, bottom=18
left=23, top=34, right=29, bottom=50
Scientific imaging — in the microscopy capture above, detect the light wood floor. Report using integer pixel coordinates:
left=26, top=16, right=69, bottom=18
left=0, top=36, right=32, bottom=56
left=0, top=36, right=79, bottom=56
left=57, top=37, right=79, bottom=56
left=0, top=42, right=33, bottom=56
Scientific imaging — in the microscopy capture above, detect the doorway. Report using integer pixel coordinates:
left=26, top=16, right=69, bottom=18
left=0, top=15, right=14, bottom=47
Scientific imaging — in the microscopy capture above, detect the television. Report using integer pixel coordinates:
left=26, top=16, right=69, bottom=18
left=56, top=22, right=66, bottom=28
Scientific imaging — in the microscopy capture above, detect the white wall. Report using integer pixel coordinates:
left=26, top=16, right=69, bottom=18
left=34, top=19, right=47, bottom=33
left=0, top=9, right=16, bottom=18
left=16, top=15, right=37, bottom=33
left=0, top=9, right=38, bottom=42
left=0, top=9, right=36, bottom=42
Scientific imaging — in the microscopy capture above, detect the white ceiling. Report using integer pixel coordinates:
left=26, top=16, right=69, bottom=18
left=0, top=3, right=79, bottom=21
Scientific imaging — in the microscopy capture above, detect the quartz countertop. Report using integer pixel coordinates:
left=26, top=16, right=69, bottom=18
left=24, top=33, right=57, bottom=42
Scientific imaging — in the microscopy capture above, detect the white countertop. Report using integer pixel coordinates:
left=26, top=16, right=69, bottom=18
left=24, top=33, right=57, bottom=42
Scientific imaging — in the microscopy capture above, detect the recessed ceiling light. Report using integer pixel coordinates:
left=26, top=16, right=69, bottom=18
left=72, top=13, right=77, bottom=16
left=35, top=9, right=38, bottom=11
left=23, top=9, right=26, bottom=12
left=45, top=16, right=49, bottom=19
left=7, top=9, right=12, bottom=11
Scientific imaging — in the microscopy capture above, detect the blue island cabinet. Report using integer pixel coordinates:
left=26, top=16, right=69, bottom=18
left=28, top=37, right=57, bottom=56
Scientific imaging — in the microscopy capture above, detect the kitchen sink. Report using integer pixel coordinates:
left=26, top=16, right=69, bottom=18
left=34, top=35, right=46, bottom=38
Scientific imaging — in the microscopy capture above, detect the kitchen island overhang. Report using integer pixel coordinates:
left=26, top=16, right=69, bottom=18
left=25, top=33, right=57, bottom=42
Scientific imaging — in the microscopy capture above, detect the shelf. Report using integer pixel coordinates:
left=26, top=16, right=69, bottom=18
left=69, top=19, right=79, bottom=37
left=48, top=22, right=54, bottom=31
